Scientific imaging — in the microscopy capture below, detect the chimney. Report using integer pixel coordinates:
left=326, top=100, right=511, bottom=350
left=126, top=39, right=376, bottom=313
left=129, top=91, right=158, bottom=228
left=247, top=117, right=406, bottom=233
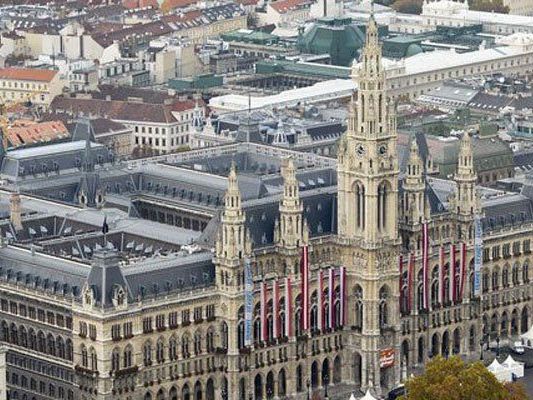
left=10, top=191, right=22, bottom=231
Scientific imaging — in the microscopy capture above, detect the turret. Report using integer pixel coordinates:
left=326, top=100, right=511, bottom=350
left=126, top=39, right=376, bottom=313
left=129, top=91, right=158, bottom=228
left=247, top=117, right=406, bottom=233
left=402, top=139, right=425, bottom=225
left=454, top=132, right=477, bottom=217
left=277, top=157, right=304, bottom=249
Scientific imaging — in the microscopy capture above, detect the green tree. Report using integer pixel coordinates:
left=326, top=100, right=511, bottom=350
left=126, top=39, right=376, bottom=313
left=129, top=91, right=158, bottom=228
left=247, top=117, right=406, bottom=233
left=469, top=0, right=509, bottom=13
left=391, top=0, right=423, bottom=14
left=400, top=356, right=527, bottom=400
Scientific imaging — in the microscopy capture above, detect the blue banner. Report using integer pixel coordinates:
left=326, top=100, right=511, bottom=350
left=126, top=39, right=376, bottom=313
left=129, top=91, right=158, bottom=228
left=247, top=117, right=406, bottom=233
left=244, top=257, right=253, bottom=346
left=474, top=215, right=483, bottom=296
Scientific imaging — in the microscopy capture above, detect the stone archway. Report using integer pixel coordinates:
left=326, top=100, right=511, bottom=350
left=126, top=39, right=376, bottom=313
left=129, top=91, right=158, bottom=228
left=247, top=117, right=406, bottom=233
left=266, top=371, right=274, bottom=399
left=431, top=333, right=440, bottom=357
left=521, top=307, right=530, bottom=333
left=417, top=336, right=425, bottom=364
left=353, top=352, right=362, bottom=387
left=442, top=331, right=450, bottom=357
left=321, top=358, right=330, bottom=387
left=333, top=356, right=342, bottom=384
left=254, top=374, right=263, bottom=400
left=206, top=379, right=215, bottom=400
left=453, top=328, right=461, bottom=354
left=311, top=361, right=319, bottom=388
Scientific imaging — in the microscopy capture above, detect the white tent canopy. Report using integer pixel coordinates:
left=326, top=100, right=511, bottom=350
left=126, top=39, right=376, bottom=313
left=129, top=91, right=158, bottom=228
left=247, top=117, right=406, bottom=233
left=487, top=359, right=512, bottom=382
left=360, top=389, right=378, bottom=400
left=502, top=355, right=525, bottom=378
left=520, top=324, right=533, bottom=347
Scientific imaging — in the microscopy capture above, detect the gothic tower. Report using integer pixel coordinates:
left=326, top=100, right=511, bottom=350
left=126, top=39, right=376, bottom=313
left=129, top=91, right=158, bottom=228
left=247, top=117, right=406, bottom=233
left=276, top=157, right=304, bottom=250
left=337, top=12, right=401, bottom=393
left=215, top=162, right=250, bottom=279
left=400, top=138, right=427, bottom=252
left=214, top=162, right=252, bottom=397
left=451, top=132, right=478, bottom=252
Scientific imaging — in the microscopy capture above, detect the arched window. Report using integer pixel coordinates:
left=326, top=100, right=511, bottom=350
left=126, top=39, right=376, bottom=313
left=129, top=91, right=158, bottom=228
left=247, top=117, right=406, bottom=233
left=194, top=330, right=202, bottom=355
left=206, top=327, right=215, bottom=353
left=89, top=347, right=97, bottom=371
left=379, top=286, right=389, bottom=329
left=156, top=338, right=164, bottom=363
left=81, top=345, right=88, bottom=368
left=169, top=336, right=178, bottom=361
left=181, top=334, right=190, bottom=358
left=123, top=345, right=133, bottom=368
left=143, top=341, right=152, bottom=366
left=354, top=286, right=363, bottom=331
left=111, top=348, right=120, bottom=371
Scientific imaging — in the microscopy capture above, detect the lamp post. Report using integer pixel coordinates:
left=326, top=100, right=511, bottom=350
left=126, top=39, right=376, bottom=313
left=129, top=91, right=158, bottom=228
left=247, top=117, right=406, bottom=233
left=307, top=378, right=311, bottom=400
left=480, top=338, right=484, bottom=360
left=324, top=373, right=329, bottom=399
left=496, top=336, right=500, bottom=357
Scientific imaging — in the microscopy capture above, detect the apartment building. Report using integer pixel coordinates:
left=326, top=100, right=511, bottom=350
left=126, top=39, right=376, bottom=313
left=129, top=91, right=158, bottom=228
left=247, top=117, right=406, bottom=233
left=0, top=68, right=64, bottom=106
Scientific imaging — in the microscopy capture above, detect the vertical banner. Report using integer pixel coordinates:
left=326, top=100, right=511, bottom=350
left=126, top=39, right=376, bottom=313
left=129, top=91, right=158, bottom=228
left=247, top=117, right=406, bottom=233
left=422, top=222, right=429, bottom=310
left=340, top=266, right=346, bottom=326
left=285, top=277, right=292, bottom=337
left=438, top=246, right=445, bottom=305
left=450, top=244, right=456, bottom=303
left=399, top=255, right=404, bottom=299
left=318, top=270, right=324, bottom=332
left=474, top=215, right=483, bottom=296
left=328, top=267, right=335, bottom=329
left=273, top=280, right=279, bottom=339
left=460, top=242, right=467, bottom=300
left=408, top=252, right=414, bottom=312
left=260, top=281, right=267, bottom=342
left=301, top=245, right=309, bottom=331
left=244, top=257, right=253, bottom=346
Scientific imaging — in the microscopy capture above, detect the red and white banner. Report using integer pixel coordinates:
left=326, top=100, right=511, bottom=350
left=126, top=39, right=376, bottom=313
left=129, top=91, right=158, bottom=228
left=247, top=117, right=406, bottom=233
left=460, top=242, right=467, bottom=300
left=301, top=245, right=309, bottom=331
left=285, top=277, right=292, bottom=337
left=273, top=280, right=279, bottom=339
left=439, top=246, right=445, bottom=305
left=328, top=267, right=335, bottom=329
left=340, top=266, right=346, bottom=326
left=422, top=222, right=429, bottom=309
left=450, top=244, right=456, bottom=303
left=318, top=270, right=324, bottom=331
left=260, top=281, right=268, bottom=342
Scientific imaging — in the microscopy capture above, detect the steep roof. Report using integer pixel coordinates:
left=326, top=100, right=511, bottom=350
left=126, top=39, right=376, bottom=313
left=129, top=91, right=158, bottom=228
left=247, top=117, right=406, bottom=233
left=7, top=121, right=69, bottom=148
left=0, top=68, right=57, bottom=82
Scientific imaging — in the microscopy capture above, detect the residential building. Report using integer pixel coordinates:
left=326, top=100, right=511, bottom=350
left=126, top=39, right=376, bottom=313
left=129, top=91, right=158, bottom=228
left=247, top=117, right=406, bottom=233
left=0, top=68, right=64, bottom=106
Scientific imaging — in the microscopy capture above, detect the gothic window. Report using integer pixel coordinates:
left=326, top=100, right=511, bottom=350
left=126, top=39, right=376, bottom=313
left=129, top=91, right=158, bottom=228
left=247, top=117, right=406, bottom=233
left=81, top=345, right=88, bottom=368
left=355, top=183, right=365, bottom=229
left=156, top=338, right=165, bottom=363
left=354, top=286, right=364, bottom=331
left=379, top=286, right=389, bottom=329
left=523, top=262, right=530, bottom=283
left=89, top=347, right=97, bottom=370
left=431, top=266, right=439, bottom=307
left=123, top=345, right=133, bottom=368
left=206, top=327, right=215, bottom=353
left=182, top=334, right=190, bottom=358
left=112, top=348, right=120, bottom=371
left=169, top=336, right=177, bottom=361
left=237, top=321, right=245, bottom=349
left=220, top=322, right=228, bottom=350
left=194, top=330, right=202, bottom=355
left=143, top=341, right=152, bottom=366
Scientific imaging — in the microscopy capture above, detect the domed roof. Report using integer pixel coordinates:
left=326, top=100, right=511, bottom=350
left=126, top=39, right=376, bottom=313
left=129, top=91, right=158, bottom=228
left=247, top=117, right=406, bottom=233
left=405, top=43, right=423, bottom=57
left=297, top=18, right=367, bottom=66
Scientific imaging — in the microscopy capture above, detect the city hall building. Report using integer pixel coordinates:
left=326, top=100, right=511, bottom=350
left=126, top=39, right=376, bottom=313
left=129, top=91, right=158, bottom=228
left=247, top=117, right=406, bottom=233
left=0, top=16, right=531, bottom=400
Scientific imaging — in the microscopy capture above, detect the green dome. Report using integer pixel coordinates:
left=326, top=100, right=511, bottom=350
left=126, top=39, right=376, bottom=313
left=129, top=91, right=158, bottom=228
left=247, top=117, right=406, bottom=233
left=297, top=18, right=366, bottom=67
left=405, top=43, right=423, bottom=57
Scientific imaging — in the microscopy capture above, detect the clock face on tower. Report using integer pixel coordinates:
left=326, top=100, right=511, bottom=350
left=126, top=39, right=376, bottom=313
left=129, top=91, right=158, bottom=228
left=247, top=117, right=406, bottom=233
left=379, top=144, right=387, bottom=156
left=356, top=144, right=365, bottom=157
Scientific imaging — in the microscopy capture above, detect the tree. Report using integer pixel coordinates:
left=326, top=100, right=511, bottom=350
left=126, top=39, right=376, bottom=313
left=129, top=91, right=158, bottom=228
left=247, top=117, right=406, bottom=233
left=391, top=0, right=423, bottom=14
left=400, top=356, right=528, bottom=400
left=469, top=0, right=509, bottom=13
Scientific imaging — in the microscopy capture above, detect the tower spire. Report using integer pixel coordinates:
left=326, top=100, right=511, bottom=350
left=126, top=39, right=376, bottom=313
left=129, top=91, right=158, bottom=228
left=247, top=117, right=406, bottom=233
left=277, top=157, right=303, bottom=249
left=454, top=132, right=477, bottom=216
